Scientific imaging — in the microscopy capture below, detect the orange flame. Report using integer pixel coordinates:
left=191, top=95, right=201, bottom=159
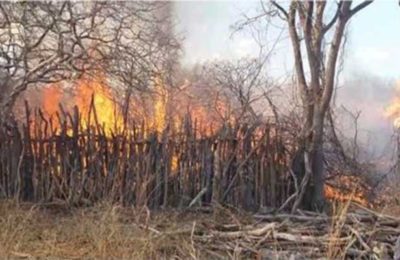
left=74, top=74, right=124, bottom=135
left=152, top=76, right=168, bottom=133
left=324, top=175, right=370, bottom=206
left=40, top=73, right=124, bottom=136
left=384, top=81, right=400, bottom=127
left=39, top=72, right=234, bottom=139
left=42, top=85, right=62, bottom=118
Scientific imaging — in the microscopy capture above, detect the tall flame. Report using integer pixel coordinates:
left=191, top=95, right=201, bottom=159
left=40, top=72, right=233, bottom=138
left=153, top=76, right=168, bottom=133
left=75, top=74, right=124, bottom=135
left=40, top=73, right=124, bottom=136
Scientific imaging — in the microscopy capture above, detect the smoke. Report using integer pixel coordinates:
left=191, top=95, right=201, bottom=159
left=334, top=70, right=397, bottom=169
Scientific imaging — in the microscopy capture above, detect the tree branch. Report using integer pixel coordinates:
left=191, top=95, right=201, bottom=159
left=320, top=1, right=351, bottom=114
left=271, top=1, right=289, bottom=19
left=322, top=1, right=343, bottom=34
left=350, top=0, right=374, bottom=16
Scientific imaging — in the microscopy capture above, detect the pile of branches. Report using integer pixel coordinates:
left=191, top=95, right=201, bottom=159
left=169, top=205, right=400, bottom=259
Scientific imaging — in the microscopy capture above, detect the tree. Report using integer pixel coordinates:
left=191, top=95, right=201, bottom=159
left=201, top=59, right=265, bottom=124
left=0, top=1, right=179, bottom=123
left=266, top=0, right=373, bottom=211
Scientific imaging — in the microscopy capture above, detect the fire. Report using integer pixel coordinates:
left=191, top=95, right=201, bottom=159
left=152, top=76, right=168, bottom=133
left=169, top=86, right=234, bottom=137
left=42, top=85, right=62, bottom=118
left=35, top=72, right=375, bottom=207
left=324, top=175, right=370, bottom=206
left=40, top=73, right=124, bottom=136
left=38, top=75, right=158, bottom=136
left=75, top=74, right=124, bottom=135
left=39, top=72, right=234, bottom=139
left=384, top=81, right=400, bottom=127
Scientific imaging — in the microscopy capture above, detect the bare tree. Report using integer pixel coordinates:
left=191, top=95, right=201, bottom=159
left=264, top=0, right=374, bottom=211
left=232, top=0, right=376, bottom=211
left=201, top=59, right=266, bottom=123
left=0, top=1, right=180, bottom=123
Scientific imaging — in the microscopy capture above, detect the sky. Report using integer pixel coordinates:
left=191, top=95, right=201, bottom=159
left=173, top=1, right=400, bottom=159
left=174, top=1, right=399, bottom=79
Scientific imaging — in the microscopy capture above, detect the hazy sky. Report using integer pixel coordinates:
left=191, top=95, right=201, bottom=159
left=174, top=1, right=400, bottom=80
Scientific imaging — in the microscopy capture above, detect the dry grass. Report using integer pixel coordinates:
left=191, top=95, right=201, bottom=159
left=326, top=200, right=352, bottom=259
left=0, top=200, right=214, bottom=259
left=0, top=199, right=398, bottom=259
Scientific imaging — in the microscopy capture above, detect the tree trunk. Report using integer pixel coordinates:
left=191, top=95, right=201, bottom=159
left=292, top=111, right=326, bottom=211
left=309, top=110, right=326, bottom=211
left=310, top=140, right=325, bottom=211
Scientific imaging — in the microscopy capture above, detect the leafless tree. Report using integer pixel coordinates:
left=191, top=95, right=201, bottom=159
left=269, top=0, right=373, bottom=211
left=0, top=1, right=180, bottom=123
left=235, top=1, right=374, bottom=211
left=201, top=59, right=267, bottom=124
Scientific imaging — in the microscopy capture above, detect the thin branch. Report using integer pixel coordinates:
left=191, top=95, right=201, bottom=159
left=350, top=0, right=374, bottom=16
left=271, top=1, right=289, bottom=19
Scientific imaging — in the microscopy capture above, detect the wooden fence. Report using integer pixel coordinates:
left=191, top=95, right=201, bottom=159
left=0, top=102, right=296, bottom=210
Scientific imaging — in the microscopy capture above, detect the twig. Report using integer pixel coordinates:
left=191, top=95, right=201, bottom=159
left=188, top=187, right=208, bottom=208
